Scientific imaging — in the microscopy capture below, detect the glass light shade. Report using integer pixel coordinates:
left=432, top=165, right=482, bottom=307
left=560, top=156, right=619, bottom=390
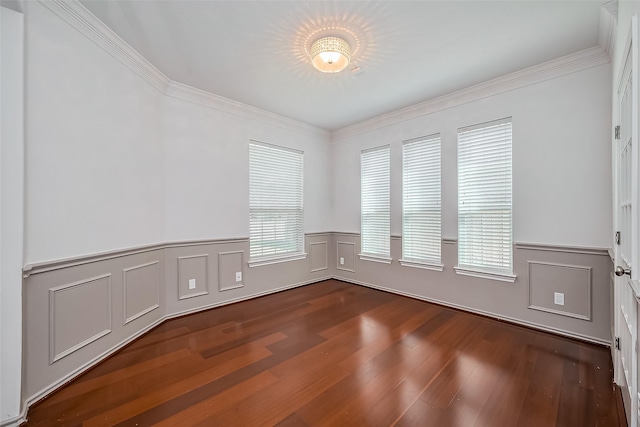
left=310, top=37, right=351, bottom=73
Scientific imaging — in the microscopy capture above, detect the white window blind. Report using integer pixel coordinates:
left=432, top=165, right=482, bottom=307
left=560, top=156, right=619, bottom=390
left=402, top=135, right=441, bottom=267
left=361, top=146, right=390, bottom=260
left=249, top=141, right=303, bottom=263
left=457, top=117, right=513, bottom=276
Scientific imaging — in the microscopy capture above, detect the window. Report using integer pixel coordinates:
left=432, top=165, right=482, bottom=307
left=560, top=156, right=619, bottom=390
left=249, top=141, right=304, bottom=266
left=360, top=145, right=391, bottom=262
left=400, top=134, right=442, bottom=270
left=456, top=117, right=515, bottom=282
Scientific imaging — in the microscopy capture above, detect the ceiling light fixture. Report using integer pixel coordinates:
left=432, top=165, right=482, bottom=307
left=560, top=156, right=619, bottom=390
left=310, top=36, right=351, bottom=73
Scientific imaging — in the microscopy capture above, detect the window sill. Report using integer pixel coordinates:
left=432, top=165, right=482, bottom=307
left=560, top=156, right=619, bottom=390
left=358, top=254, right=392, bottom=264
left=248, top=253, right=308, bottom=268
left=453, top=266, right=516, bottom=283
left=399, top=259, right=444, bottom=272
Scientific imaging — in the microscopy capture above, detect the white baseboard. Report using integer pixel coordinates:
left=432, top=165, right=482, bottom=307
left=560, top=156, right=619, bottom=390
left=16, top=276, right=331, bottom=425
left=332, top=275, right=612, bottom=347
left=0, top=414, right=23, bottom=427
left=14, top=315, right=167, bottom=426
left=13, top=273, right=610, bottom=426
left=166, top=276, right=331, bottom=320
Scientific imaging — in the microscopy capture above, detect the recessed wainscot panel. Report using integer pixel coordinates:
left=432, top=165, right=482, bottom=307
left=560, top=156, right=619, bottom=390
left=337, top=241, right=356, bottom=272
left=219, top=250, right=244, bottom=291
left=49, top=274, right=112, bottom=363
left=309, top=241, right=328, bottom=272
left=123, top=261, right=160, bottom=324
left=178, top=254, right=209, bottom=300
left=528, top=261, right=592, bottom=320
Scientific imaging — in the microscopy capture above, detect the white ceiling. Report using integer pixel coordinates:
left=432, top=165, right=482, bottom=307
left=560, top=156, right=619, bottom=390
left=79, top=1, right=604, bottom=131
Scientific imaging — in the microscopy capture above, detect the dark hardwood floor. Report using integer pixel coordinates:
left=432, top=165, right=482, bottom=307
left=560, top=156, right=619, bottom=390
left=23, top=279, right=624, bottom=426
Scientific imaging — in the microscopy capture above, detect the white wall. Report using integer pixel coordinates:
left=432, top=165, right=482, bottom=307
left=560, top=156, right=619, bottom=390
left=16, top=2, right=333, bottom=422
left=163, top=97, right=332, bottom=241
left=330, top=60, right=613, bottom=347
left=13, top=0, right=616, bottom=423
left=332, top=63, right=612, bottom=249
left=0, top=5, right=24, bottom=424
left=24, top=1, right=165, bottom=265
left=23, top=1, right=333, bottom=266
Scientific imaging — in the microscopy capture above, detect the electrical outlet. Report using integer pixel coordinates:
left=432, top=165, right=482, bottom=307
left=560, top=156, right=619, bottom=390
left=235, top=272, right=242, bottom=282
left=554, top=292, right=565, bottom=306
left=188, top=278, right=196, bottom=290
left=340, top=257, right=344, bottom=265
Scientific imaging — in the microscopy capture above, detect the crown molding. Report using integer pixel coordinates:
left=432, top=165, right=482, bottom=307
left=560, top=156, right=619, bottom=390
left=36, top=0, right=612, bottom=143
left=37, top=0, right=329, bottom=139
left=38, top=0, right=169, bottom=92
left=165, top=81, right=329, bottom=138
left=331, top=46, right=610, bottom=142
left=599, top=1, right=618, bottom=59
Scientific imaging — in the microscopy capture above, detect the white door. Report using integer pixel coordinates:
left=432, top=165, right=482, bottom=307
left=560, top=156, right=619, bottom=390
left=614, top=15, right=640, bottom=427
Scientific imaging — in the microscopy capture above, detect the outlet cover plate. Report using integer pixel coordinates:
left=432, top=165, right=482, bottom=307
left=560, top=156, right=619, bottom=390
left=188, top=278, right=196, bottom=290
left=554, top=292, right=565, bottom=306
left=235, top=272, right=242, bottom=282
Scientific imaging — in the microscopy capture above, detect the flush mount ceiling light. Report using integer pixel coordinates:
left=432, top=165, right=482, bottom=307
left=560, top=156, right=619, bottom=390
left=310, top=36, right=351, bottom=73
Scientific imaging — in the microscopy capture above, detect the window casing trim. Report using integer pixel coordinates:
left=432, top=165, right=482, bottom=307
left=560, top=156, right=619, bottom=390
left=248, top=252, right=308, bottom=268
left=454, top=266, right=517, bottom=283
left=399, top=259, right=444, bottom=271
left=358, top=253, right=392, bottom=264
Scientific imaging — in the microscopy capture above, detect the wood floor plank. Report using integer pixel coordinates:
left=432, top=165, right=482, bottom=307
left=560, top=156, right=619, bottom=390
left=516, top=342, right=566, bottom=426
left=36, top=348, right=192, bottom=409
left=423, top=338, right=512, bottom=426
left=472, top=341, right=533, bottom=426
left=313, top=314, right=478, bottom=426
left=189, top=349, right=352, bottom=426
left=151, top=370, right=279, bottom=427
left=273, top=412, right=310, bottom=427
left=336, top=305, right=441, bottom=372
left=82, top=343, right=274, bottom=426
left=296, top=337, right=450, bottom=425
left=373, top=318, right=493, bottom=426
left=394, top=398, right=443, bottom=427
left=21, top=280, right=624, bottom=427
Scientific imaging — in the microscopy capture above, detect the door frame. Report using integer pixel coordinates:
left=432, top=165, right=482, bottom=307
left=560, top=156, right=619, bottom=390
left=614, top=13, right=640, bottom=427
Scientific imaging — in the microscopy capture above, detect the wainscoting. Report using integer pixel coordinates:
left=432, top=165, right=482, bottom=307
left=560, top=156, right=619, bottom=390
left=332, top=233, right=612, bottom=345
left=528, top=261, right=592, bottom=320
left=22, top=280, right=622, bottom=426
left=22, top=233, right=333, bottom=418
left=20, top=232, right=611, bottom=424
left=48, top=274, right=111, bottom=364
